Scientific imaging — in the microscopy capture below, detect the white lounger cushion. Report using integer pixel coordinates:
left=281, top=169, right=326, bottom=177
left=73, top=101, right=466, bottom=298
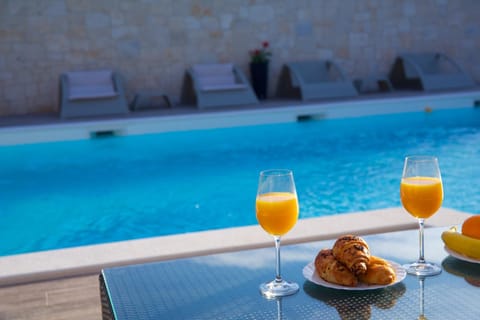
left=67, top=70, right=118, bottom=100
left=192, top=64, right=247, bottom=91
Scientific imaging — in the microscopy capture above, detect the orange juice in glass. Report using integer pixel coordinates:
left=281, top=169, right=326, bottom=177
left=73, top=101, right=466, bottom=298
left=400, top=156, right=443, bottom=276
left=256, top=192, right=298, bottom=236
left=256, top=169, right=299, bottom=298
left=400, top=177, right=443, bottom=219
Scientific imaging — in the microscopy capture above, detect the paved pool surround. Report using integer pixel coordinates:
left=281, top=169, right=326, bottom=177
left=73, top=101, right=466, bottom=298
left=2, top=89, right=480, bottom=146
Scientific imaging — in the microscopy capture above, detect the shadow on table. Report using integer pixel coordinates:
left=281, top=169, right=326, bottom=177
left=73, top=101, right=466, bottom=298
left=303, top=281, right=406, bottom=320
left=442, top=256, right=480, bottom=287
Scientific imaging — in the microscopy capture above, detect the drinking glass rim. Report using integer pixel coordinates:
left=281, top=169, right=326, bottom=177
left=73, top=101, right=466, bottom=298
left=405, top=155, right=439, bottom=162
left=259, top=169, right=293, bottom=176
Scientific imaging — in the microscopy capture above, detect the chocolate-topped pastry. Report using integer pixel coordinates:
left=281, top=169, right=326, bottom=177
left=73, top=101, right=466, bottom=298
left=314, top=248, right=358, bottom=287
left=332, top=235, right=371, bottom=275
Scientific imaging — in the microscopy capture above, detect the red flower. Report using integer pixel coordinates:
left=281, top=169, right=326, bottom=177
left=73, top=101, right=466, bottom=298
left=250, top=41, right=272, bottom=63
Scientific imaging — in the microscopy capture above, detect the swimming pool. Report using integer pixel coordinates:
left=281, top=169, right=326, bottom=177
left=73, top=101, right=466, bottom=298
left=1, top=107, right=480, bottom=256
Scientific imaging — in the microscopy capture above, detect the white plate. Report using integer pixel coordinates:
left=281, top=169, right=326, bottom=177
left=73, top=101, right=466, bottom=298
left=302, top=260, right=406, bottom=291
left=444, top=246, right=480, bottom=264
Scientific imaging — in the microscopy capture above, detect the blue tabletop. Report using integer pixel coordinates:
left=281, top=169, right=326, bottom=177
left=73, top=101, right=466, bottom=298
left=101, top=227, right=480, bottom=319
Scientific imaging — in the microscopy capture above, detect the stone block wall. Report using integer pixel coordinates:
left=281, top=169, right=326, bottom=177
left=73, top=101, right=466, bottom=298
left=0, top=0, right=479, bottom=116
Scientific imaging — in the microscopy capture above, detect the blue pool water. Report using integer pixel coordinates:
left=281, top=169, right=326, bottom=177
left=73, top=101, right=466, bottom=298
left=1, top=107, right=480, bottom=256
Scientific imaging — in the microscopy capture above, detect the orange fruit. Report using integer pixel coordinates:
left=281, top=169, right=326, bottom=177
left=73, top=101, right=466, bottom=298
left=462, top=215, right=480, bottom=240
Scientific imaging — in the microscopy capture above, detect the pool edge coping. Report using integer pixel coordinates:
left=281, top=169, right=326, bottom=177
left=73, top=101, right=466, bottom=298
left=0, top=207, right=471, bottom=287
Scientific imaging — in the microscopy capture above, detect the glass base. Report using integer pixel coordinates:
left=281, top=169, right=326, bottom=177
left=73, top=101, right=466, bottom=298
left=403, top=261, right=442, bottom=276
left=259, top=279, right=299, bottom=298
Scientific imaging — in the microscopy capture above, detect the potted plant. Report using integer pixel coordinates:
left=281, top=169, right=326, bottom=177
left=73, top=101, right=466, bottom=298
left=249, top=41, right=272, bottom=100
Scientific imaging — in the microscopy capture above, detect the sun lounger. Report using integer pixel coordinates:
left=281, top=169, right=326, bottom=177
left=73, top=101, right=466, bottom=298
left=180, top=63, right=258, bottom=109
left=389, top=52, right=476, bottom=91
left=59, top=70, right=129, bottom=118
left=277, top=60, right=358, bottom=101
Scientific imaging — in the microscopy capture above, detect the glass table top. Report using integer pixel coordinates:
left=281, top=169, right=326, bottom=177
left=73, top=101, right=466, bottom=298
left=101, top=227, right=480, bottom=319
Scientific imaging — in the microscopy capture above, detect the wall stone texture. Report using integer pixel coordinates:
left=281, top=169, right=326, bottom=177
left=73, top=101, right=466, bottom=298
left=0, top=0, right=479, bottom=116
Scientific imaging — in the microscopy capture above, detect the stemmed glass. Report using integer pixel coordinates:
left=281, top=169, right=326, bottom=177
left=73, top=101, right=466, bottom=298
left=400, top=156, right=443, bottom=276
left=256, top=169, right=299, bottom=298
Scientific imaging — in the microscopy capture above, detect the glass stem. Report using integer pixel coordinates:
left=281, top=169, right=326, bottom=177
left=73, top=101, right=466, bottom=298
left=274, top=236, right=282, bottom=282
left=418, top=218, right=426, bottom=263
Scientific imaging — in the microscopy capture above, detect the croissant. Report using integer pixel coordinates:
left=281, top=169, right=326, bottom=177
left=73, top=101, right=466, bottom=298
left=332, top=235, right=371, bottom=275
left=314, top=248, right=358, bottom=287
left=358, top=256, right=396, bottom=285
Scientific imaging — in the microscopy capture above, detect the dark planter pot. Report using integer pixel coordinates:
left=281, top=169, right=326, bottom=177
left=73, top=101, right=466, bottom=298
left=250, top=62, right=269, bottom=100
